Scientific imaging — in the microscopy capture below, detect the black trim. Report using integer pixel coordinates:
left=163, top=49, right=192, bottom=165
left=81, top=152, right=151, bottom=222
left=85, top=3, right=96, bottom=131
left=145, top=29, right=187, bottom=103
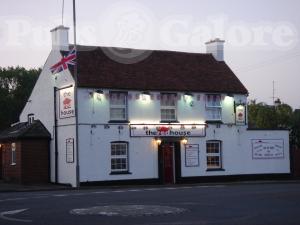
left=206, top=168, right=225, bottom=171
left=176, top=173, right=292, bottom=184
left=110, top=171, right=132, bottom=175
left=108, top=120, right=130, bottom=124
left=205, top=120, right=223, bottom=124
left=80, top=178, right=160, bottom=186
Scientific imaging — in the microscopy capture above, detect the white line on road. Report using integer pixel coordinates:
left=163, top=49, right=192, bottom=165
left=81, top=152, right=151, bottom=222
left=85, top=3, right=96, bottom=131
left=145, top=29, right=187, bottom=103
left=0, top=208, right=32, bottom=223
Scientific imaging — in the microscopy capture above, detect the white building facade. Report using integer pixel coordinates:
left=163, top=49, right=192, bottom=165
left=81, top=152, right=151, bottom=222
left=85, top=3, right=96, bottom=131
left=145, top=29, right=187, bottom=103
left=20, top=26, right=290, bottom=187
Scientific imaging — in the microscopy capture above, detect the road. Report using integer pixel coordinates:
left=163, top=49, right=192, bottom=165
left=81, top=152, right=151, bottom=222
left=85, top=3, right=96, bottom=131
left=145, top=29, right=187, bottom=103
left=0, top=183, right=300, bottom=225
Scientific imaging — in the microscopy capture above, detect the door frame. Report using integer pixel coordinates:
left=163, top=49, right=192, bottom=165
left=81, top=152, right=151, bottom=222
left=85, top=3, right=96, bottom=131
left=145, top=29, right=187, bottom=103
left=158, top=139, right=181, bottom=184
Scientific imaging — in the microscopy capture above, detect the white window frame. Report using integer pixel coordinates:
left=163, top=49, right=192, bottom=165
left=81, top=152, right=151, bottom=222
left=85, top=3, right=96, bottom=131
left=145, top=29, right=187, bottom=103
left=160, top=93, right=177, bottom=122
left=11, top=143, right=16, bottom=165
left=110, top=142, right=129, bottom=173
left=28, top=114, right=34, bottom=124
left=205, top=94, right=222, bottom=121
left=206, top=141, right=222, bottom=169
left=109, top=92, right=128, bottom=121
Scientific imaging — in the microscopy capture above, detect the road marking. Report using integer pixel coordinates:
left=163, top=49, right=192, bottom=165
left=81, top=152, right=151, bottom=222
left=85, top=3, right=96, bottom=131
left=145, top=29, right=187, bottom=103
left=0, top=197, right=28, bottom=202
left=0, top=209, right=32, bottom=223
left=53, top=194, right=68, bottom=197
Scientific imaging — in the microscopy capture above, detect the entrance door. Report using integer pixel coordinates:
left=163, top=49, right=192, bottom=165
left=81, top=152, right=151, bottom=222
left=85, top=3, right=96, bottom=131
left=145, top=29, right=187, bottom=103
left=162, top=143, right=175, bottom=184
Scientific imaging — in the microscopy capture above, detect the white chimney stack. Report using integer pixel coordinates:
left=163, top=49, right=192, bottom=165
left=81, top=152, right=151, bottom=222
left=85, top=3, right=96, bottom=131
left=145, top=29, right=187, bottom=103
left=205, top=38, right=225, bottom=61
left=50, top=25, right=69, bottom=51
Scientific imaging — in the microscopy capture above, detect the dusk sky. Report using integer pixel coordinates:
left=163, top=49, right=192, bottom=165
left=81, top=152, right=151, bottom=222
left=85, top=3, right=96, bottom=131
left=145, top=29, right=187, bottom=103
left=1, top=0, right=299, bottom=109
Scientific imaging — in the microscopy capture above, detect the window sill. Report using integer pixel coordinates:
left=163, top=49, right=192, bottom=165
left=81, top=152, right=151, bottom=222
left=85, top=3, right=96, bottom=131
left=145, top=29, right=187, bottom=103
left=206, top=168, right=225, bottom=172
left=11, top=163, right=16, bottom=166
left=108, top=120, right=130, bottom=124
left=160, top=120, right=180, bottom=123
left=110, top=171, right=132, bottom=175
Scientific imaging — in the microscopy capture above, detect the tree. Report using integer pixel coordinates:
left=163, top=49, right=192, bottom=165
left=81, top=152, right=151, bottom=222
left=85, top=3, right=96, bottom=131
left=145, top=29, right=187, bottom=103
left=0, top=67, right=40, bottom=131
left=291, top=109, right=300, bottom=148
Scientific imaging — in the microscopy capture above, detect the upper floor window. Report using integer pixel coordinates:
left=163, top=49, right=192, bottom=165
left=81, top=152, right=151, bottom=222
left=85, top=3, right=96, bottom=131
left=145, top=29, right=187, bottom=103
left=110, top=142, right=129, bottom=173
left=11, top=143, right=16, bottom=165
left=160, top=93, right=177, bottom=122
left=206, top=140, right=222, bottom=169
left=206, top=94, right=221, bottom=121
left=109, top=92, right=127, bottom=121
left=28, top=114, right=34, bottom=124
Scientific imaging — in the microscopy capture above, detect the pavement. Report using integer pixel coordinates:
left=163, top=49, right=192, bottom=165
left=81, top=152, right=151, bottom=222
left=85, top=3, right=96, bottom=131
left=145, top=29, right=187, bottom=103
left=1, top=178, right=300, bottom=193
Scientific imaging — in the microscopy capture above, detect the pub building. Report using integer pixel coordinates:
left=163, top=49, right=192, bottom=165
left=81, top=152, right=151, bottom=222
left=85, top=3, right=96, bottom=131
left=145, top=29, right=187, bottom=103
left=0, top=26, right=290, bottom=186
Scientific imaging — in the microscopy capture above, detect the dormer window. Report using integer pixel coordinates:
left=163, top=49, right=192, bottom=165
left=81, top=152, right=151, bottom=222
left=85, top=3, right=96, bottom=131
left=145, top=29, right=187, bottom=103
left=28, top=114, right=34, bottom=124
left=205, top=94, right=222, bottom=121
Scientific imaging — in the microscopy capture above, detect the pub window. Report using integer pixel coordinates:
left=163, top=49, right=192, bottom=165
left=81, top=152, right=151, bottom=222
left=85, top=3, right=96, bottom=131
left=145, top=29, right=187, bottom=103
left=110, top=142, right=129, bottom=173
left=11, top=143, right=16, bottom=165
left=109, top=92, right=127, bottom=121
left=206, top=141, right=222, bottom=169
left=160, top=93, right=177, bottom=121
left=205, top=94, right=222, bottom=121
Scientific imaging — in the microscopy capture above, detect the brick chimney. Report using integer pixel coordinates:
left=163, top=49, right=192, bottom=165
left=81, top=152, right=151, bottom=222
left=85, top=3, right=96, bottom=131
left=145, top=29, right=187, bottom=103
left=50, top=25, right=69, bottom=51
left=205, top=38, right=225, bottom=61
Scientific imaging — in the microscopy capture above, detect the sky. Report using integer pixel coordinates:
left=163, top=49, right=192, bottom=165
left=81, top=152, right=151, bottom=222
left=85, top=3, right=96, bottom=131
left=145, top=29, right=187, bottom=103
left=0, top=0, right=299, bottom=109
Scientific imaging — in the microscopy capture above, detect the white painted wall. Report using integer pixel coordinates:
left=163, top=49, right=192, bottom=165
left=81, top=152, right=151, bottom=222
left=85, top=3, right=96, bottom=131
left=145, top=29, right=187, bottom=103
left=20, top=50, right=77, bottom=187
left=76, top=88, right=289, bottom=182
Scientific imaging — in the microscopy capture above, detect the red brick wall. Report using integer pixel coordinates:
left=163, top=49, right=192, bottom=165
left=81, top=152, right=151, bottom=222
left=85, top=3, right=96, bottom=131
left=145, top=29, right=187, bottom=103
left=21, top=139, right=49, bottom=183
left=292, top=148, right=300, bottom=177
left=1, top=142, right=22, bottom=183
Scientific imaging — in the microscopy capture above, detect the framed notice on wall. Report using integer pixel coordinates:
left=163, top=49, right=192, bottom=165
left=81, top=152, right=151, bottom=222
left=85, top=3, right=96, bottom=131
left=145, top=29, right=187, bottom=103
left=66, top=138, right=74, bottom=163
left=252, top=139, right=284, bottom=159
left=185, top=144, right=199, bottom=167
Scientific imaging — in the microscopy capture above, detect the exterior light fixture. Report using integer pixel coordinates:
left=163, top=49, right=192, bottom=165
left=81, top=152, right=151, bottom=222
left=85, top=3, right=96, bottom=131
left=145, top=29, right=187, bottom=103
left=181, top=137, right=188, bottom=145
left=155, top=137, right=162, bottom=145
left=141, top=91, right=151, bottom=101
left=90, top=89, right=104, bottom=100
left=184, top=92, right=194, bottom=107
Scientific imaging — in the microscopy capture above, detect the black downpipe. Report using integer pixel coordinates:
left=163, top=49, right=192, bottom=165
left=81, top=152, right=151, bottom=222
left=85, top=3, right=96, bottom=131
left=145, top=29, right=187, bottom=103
left=54, top=87, right=58, bottom=184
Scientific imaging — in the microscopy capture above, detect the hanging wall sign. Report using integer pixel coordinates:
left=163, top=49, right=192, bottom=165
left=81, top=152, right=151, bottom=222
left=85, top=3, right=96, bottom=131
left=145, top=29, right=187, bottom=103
left=66, top=138, right=74, bottom=163
left=130, top=124, right=205, bottom=137
left=236, top=105, right=246, bottom=125
left=252, top=139, right=284, bottom=159
left=59, top=86, right=75, bottom=119
left=185, top=144, right=199, bottom=167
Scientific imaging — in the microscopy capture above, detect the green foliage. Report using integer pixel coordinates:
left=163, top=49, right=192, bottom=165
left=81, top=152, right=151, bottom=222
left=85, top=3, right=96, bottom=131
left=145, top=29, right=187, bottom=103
left=248, top=100, right=299, bottom=148
left=0, top=67, right=40, bottom=131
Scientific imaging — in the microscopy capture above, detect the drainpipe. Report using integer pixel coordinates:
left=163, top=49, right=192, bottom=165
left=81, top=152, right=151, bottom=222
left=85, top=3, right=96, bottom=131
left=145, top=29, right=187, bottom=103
left=54, top=87, right=58, bottom=183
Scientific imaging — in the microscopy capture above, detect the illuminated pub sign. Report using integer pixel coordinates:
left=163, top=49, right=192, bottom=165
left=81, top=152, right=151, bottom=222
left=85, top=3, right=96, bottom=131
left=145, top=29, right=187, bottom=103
left=130, top=124, right=206, bottom=137
left=59, top=87, right=75, bottom=119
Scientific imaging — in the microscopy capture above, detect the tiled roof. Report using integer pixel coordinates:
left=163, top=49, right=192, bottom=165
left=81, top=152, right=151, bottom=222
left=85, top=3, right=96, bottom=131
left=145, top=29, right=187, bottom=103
left=0, top=120, right=51, bottom=141
left=68, top=46, right=248, bottom=94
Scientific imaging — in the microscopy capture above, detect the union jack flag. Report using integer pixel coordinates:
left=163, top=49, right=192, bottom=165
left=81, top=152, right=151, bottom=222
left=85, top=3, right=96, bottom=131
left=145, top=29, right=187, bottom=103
left=50, top=48, right=76, bottom=74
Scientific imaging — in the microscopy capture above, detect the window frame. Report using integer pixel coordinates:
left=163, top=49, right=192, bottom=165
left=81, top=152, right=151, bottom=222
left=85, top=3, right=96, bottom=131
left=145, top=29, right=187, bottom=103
left=205, top=94, right=222, bottom=121
left=109, top=91, right=128, bottom=122
left=206, top=140, right=223, bottom=170
left=110, top=141, right=130, bottom=174
left=11, top=143, right=16, bottom=166
left=160, top=93, right=178, bottom=122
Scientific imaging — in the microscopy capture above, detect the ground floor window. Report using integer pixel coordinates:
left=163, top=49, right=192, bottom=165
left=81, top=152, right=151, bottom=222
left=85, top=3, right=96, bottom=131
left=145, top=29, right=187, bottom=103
left=110, top=142, right=128, bottom=173
left=206, top=141, right=222, bottom=169
left=11, top=143, right=16, bottom=165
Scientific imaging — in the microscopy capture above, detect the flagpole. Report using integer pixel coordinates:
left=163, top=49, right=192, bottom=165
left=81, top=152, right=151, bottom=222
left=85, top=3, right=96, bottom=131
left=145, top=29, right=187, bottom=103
left=73, top=0, right=80, bottom=188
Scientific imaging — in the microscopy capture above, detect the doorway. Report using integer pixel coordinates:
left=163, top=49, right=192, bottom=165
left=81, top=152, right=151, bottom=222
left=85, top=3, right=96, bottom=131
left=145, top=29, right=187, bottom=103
left=159, top=141, right=181, bottom=184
